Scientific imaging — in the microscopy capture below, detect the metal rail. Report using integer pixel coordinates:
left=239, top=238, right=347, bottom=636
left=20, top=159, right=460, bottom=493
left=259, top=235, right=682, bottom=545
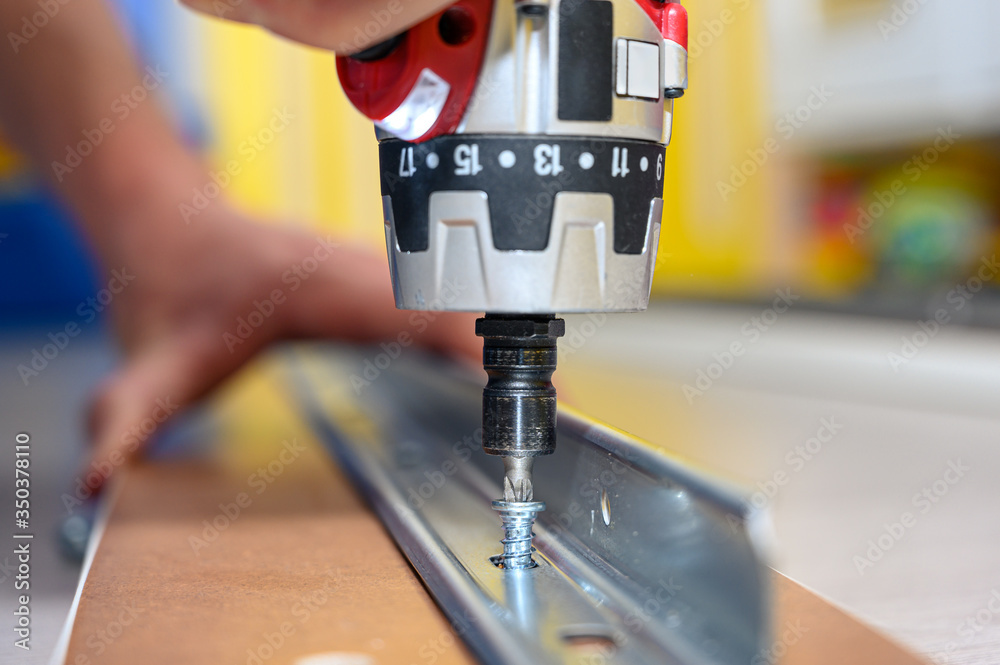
left=287, top=347, right=769, bottom=665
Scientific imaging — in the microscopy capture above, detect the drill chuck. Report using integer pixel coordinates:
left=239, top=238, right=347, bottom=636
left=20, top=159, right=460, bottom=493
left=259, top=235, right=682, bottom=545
left=477, top=314, right=565, bottom=459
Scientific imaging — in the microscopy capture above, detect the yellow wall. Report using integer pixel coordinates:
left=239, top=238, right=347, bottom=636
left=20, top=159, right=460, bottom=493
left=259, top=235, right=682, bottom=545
left=0, top=140, right=21, bottom=180
left=654, top=0, right=774, bottom=297
left=198, top=18, right=384, bottom=248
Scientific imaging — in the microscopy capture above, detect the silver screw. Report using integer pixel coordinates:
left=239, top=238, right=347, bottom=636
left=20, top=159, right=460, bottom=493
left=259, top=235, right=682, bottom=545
left=491, top=500, right=545, bottom=570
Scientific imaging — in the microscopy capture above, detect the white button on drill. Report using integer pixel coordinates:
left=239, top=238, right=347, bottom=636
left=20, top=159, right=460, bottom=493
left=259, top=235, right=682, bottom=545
left=615, top=38, right=661, bottom=101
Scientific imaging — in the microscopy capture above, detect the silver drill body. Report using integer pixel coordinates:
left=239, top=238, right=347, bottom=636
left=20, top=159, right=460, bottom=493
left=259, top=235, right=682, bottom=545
left=335, top=0, right=687, bottom=570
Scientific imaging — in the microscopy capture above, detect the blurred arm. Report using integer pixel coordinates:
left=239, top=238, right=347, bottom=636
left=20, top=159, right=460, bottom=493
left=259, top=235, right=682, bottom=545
left=0, top=0, right=456, bottom=253
left=0, top=0, right=204, bottom=260
left=0, top=0, right=479, bottom=489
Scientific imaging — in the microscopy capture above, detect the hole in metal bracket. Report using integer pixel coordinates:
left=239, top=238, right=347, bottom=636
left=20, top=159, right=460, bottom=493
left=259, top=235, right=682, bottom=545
left=490, top=554, right=538, bottom=570
left=560, top=625, right=619, bottom=657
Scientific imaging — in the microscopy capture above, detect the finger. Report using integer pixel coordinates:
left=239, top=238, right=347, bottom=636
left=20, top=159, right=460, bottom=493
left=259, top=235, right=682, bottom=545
left=83, top=325, right=260, bottom=492
left=283, top=242, right=481, bottom=363
left=421, top=313, right=482, bottom=366
left=180, top=0, right=454, bottom=53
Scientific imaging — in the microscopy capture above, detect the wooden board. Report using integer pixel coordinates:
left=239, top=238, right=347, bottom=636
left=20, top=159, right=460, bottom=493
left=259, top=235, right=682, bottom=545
left=774, top=570, right=928, bottom=665
left=63, top=459, right=475, bottom=665
left=62, top=459, right=926, bottom=665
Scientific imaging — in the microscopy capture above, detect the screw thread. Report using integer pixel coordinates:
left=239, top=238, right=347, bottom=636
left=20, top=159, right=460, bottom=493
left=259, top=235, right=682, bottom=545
left=491, top=500, right=545, bottom=570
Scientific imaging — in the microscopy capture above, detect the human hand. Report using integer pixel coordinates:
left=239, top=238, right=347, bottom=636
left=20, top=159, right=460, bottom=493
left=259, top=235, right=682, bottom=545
left=0, top=0, right=480, bottom=498
left=180, top=0, right=454, bottom=53
left=84, top=194, right=479, bottom=493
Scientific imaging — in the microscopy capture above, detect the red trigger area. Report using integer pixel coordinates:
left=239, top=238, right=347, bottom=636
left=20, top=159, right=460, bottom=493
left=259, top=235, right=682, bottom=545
left=633, top=0, right=688, bottom=49
left=336, top=0, right=495, bottom=143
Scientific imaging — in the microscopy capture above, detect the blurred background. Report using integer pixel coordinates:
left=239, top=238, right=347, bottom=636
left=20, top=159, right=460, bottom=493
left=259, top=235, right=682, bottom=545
left=4, top=0, right=1000, bottom=317
left=2, top=0, right=1000, bottom=663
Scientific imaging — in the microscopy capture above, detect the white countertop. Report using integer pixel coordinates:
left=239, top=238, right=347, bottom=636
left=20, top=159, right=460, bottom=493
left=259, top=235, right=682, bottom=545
left=562, top=302, right=1000, bottom=665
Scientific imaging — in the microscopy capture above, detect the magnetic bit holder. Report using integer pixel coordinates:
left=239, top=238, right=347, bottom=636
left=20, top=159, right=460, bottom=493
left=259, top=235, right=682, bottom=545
left=477, top=314, right=565, bottom=570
